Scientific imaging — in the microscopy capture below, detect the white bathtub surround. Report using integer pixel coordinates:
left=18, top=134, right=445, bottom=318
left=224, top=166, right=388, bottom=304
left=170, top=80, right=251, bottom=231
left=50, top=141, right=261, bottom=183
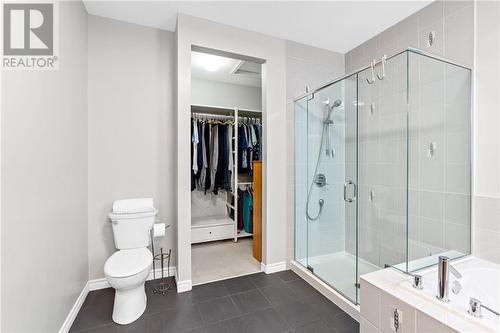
left=360, top=257, right=500, bottom=333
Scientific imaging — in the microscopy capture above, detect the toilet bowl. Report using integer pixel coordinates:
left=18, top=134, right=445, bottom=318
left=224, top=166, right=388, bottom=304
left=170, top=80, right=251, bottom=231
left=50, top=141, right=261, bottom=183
left=104, top=247, right=153, bottom=324
left=105, top=208, right=157, bottom=324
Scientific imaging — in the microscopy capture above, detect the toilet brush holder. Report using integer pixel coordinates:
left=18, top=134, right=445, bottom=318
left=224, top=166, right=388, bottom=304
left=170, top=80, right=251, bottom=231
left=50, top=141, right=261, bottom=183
left=152, top=247, right=172, bottom=295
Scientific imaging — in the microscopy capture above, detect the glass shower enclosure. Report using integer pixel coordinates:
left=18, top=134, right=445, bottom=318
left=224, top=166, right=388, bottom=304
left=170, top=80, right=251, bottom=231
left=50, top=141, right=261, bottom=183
left=294, top=48, right=471, bottom=305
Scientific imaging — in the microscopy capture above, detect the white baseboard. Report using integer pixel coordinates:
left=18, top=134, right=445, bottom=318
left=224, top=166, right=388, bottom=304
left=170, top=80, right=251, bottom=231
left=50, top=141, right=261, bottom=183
left=88, top=277, right=109, bottom=291
left=88, top=266, right=177, bottom=291
left=175, top=268, right=192, bottom=292
left=175, top=279, right=192, bottom=292
left=261, top=261, right=287, bottom=274
left=58, top=282, right=89, bottom=333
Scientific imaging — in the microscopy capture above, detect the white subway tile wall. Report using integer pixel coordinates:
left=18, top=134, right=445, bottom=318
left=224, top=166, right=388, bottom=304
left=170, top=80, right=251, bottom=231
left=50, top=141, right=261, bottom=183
left=345, top=1, right=474, bottom=73
left=344, top=1, right=474, bottom=267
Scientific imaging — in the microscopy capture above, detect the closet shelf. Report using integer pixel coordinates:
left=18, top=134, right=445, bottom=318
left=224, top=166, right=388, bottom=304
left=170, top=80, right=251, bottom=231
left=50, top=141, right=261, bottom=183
left=191, top=215, right=234, bottom=229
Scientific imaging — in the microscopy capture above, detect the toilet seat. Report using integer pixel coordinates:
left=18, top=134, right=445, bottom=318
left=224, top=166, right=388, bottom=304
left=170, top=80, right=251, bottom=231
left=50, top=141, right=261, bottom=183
left=104, top=248, right=152, bottom=278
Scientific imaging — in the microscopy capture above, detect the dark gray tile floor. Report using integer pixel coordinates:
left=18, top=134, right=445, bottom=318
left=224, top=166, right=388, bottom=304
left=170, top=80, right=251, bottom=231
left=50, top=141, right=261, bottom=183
left=70, top=270, right=359, bottom=333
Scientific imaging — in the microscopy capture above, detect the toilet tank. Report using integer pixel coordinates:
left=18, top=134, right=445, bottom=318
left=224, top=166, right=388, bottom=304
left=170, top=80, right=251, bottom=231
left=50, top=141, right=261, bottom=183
left=108, top=210, right=157, bottom=249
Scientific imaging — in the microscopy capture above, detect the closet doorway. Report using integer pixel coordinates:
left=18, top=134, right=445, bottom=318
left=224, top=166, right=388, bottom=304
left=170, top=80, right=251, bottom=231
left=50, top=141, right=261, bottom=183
left=190, top=50, right=264, bottom=285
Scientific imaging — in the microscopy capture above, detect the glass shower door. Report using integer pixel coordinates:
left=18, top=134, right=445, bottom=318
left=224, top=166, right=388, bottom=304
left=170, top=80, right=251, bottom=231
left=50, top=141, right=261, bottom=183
left=305, top=75, right=359, bottom=303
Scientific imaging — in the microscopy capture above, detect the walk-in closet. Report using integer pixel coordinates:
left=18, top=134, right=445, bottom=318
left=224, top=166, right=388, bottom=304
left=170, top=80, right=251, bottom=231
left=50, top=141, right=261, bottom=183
left=190, top=50, right=263, bottom=284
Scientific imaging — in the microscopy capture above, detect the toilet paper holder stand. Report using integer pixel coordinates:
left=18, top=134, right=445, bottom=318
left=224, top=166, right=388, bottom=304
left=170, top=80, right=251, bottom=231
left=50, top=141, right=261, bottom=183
left=150, top=224, right=172, bottom=295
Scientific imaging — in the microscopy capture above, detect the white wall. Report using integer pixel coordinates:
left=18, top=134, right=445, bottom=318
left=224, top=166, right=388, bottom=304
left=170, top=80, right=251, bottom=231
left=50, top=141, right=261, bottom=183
left=176, top=14, right=287, bottom=289
left=191, top=78, right=262, bottom=111
left=87, top=15, right=176, bottom=279
left=1, top=2, right=88, bottom=331
left=473, top=1, right=500, bottom=264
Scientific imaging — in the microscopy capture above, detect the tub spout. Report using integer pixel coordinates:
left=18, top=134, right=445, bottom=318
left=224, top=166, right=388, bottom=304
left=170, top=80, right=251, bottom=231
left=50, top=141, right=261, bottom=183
left=436, top=256, right=461, bottom=302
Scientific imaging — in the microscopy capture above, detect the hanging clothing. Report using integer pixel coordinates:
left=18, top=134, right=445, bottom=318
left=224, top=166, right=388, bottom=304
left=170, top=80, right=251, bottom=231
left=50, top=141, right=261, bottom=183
left=191, top=120, right=195, bottom=191
left=197, top=121, right=203, bottom=176
left=214, top=124, right=225, bottom=194
left=191, top=117, right=235, bottom=195
left=238, top=124, right=248, bottom=171
left=253, top=124, right=261, bottom=161
left=204, top=123, right=212, bottom=193
left=192, top=119, right=199, bottom=174
left=222, top=125, right=232, bottom=191
left=209, top=124, right=219, bottom=192
left=242, top=191, right=253, bottom=233
left=199, top=123, right=207, bottom=188
left=237, top=188, right=244, bottom=229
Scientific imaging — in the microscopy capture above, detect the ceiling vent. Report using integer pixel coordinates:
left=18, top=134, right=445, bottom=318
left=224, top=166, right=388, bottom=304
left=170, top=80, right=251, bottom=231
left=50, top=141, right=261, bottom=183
left=231, top=60, right=261, bottom=77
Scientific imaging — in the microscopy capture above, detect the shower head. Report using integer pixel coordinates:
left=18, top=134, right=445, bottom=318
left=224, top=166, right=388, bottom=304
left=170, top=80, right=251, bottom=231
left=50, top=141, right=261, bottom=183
left=323, top=98, right=342, bottom=109
left=325, top=99, right=342, bottom=123
left=330, top=99, right=342, bottom=109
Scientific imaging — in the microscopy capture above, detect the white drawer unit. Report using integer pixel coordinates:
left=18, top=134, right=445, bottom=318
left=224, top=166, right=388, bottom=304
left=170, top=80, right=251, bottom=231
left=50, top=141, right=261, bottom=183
left=191, top=215, right=235, bottom=244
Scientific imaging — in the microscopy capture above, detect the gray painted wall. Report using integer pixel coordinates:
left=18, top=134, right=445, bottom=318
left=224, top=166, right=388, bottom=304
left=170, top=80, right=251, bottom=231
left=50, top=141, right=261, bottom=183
left=87, top=15, right=176, bottom=279
left=1, top=2, right=88, bottom=331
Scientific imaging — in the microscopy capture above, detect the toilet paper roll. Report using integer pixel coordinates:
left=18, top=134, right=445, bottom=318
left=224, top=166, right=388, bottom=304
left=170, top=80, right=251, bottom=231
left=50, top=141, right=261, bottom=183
left=153, top=223, right=166, bottom=238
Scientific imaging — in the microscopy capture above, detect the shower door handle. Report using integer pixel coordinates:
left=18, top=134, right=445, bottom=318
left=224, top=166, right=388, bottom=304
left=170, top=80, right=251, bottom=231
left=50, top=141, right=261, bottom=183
left=344, top=181, right=357, bottom=203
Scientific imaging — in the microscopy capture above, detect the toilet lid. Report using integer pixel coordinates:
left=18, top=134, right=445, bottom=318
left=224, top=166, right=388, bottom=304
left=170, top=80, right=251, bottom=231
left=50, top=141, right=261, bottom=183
left=104, top=248, right=152, bottom=278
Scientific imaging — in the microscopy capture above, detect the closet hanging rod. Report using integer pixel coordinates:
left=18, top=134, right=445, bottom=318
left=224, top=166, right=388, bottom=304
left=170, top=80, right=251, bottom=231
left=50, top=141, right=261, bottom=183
left=192, top=112, right=234, bottom=119
left=192, top=112, right=261, bottom=122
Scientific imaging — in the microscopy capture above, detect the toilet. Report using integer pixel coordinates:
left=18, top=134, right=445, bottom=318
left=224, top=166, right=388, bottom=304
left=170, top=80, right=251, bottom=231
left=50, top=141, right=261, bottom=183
left=104, top=209, right=157, bottom=325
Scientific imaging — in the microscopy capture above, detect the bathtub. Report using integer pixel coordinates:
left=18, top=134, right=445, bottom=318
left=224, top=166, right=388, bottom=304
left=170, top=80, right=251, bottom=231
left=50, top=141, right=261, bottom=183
left=401, top=257, right=500, bottom=332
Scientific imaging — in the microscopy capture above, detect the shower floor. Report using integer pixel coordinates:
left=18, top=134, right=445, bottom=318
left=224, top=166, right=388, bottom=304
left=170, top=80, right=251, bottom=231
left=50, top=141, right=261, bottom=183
left=307, top=251, right=380, bottom=302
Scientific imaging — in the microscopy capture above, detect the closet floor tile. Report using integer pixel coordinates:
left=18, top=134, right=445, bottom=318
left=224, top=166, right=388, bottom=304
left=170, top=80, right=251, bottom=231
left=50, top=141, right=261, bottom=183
left=70, top=270, right=359, bottom=333
left=191, top=238, right=261, bottom=285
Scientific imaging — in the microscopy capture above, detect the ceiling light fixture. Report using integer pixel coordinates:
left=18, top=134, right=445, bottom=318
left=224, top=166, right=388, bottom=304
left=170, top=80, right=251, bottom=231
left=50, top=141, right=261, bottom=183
left=198, top=53, right=225, bottom=72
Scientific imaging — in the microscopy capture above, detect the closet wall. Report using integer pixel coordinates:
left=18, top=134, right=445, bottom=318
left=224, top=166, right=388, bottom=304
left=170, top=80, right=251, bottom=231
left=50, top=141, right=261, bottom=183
left=191, top=78, right=262, bottom=111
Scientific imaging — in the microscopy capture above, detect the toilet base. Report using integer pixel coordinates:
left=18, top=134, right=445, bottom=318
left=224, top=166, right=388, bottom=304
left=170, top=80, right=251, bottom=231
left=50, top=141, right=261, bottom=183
left=112, top=283, right=147, bottom=325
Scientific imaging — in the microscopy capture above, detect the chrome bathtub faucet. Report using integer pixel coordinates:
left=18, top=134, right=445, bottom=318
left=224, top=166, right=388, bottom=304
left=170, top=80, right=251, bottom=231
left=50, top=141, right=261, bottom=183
left=436, top=256, right=462, bottom=302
